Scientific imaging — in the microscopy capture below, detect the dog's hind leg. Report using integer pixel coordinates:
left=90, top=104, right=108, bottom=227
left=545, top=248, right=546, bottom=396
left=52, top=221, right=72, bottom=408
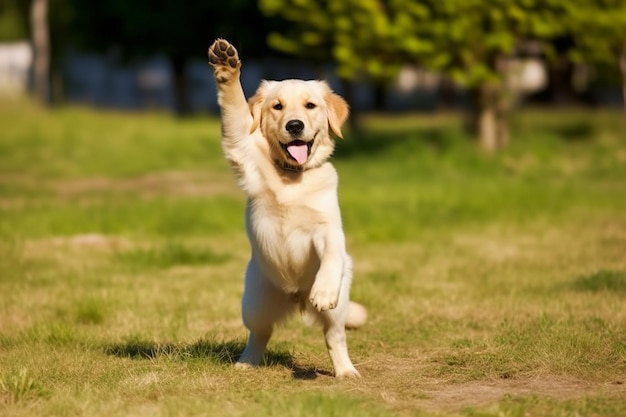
left=236, top=261, right=296, bottom=368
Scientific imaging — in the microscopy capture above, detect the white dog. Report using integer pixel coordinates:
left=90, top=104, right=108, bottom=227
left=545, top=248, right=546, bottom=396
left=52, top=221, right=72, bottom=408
left=208, top=39, right=366, bottom=378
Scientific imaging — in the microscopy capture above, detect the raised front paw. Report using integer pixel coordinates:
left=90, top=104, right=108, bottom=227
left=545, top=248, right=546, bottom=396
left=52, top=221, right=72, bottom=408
left=309, top=283, right=340, bottom=312
left=208, top=39, right=240, bottom=83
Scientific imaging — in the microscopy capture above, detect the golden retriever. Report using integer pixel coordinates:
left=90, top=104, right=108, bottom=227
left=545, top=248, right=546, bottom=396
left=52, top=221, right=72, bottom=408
left=208, top=39, right=366, bottom=378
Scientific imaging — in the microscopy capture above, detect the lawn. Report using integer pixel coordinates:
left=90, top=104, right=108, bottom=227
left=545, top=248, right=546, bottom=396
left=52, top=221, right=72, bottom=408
left=1, top=98, right=625, bottom=416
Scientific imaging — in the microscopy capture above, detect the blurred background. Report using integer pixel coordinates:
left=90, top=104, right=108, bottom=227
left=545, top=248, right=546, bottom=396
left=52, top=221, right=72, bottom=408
left=1, top=0, right=624, bottom=151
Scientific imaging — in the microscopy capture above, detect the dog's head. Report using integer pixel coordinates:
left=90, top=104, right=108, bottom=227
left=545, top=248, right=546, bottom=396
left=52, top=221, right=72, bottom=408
left=248, top=79, right=349, bottom=170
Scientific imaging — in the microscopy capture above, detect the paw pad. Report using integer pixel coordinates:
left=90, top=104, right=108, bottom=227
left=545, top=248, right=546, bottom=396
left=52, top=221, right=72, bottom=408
left=208, top=39, right=240, bottom=69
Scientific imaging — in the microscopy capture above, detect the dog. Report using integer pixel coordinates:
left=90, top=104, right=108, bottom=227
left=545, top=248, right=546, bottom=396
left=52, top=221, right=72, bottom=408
left=208, top=39, right=366, bottom=378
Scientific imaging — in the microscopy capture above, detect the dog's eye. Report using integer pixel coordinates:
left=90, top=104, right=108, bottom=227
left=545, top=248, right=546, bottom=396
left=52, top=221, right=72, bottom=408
left=305, top=102, right=316, bottom=109
left=273, top=103, right=283, bottom=110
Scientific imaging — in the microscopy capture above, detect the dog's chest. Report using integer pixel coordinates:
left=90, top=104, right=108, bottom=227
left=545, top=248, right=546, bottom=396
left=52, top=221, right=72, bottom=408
left=246, top=193, right=325, bottom=290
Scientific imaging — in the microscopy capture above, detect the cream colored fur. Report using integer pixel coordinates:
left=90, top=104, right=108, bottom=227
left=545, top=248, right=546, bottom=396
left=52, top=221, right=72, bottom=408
left=208, top=39, right=366, bottom=378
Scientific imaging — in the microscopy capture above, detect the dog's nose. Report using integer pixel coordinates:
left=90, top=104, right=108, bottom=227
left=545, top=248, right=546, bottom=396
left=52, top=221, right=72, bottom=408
left=285, top=119, right=304, bottom=135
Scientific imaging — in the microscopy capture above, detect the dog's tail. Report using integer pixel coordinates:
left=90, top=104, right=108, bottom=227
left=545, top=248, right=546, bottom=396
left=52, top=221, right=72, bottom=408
left=345, top=301, right=367, bottom=329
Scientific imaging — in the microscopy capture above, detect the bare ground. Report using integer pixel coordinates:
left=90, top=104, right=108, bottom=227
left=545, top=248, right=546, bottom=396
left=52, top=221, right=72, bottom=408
left=0, top=170, right=241, bottom=208
left=418, top=375, right=624, bottom=412
left=52, top=170, right=239, bottom=199
left=344, top=356, right=626, bottom=413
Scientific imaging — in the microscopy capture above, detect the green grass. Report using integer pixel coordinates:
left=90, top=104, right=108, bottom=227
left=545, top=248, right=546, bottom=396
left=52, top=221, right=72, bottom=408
left=1, top=98, right=625, bottom=416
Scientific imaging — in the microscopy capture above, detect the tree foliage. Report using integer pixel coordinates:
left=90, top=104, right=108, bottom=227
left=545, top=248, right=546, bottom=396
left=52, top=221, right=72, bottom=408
left=0, top=0, right=29, bottom=41
left=564, top=0, right=626, bottom=66
left=261, top=0, right=402, bottom=80
left=262, top=0, right=571, bottom=85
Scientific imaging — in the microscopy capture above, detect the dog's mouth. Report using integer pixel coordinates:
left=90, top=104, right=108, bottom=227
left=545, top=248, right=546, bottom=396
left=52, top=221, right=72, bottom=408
left=280, top=139, right=314, bottom=165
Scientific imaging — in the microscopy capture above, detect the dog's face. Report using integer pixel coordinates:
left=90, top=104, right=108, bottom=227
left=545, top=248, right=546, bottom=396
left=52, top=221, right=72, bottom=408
left=249, top=80, right=349, bottom=170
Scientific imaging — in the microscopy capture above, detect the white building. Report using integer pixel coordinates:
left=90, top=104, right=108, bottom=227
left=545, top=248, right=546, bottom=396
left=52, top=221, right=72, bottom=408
left=0, top=41, right=32, bottom=97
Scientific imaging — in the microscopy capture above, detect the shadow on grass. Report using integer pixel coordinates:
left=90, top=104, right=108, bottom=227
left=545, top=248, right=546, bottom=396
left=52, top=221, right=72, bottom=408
left=512, top=118, right=596, bottom=143
left=337, top=115, right=599, bottom=160
left=104, top=338, right=327, bottom=380
left=551, top=121, right=595, bottom=142
left=569, top=270, right=626, bottom=293
left=335, top=128, right=458, bottom=159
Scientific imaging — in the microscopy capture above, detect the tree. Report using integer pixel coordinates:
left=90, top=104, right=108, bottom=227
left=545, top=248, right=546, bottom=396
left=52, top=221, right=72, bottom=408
left=30, top=0, right=49, bottom=105
left=388, top=0, right=572, bottom=151
left=261, top=0, right=570, bottom=151
left=1, top=0, right=78, bottom=104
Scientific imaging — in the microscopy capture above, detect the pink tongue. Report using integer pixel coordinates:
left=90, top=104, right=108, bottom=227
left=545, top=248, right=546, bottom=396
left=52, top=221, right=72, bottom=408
left=287, top=143, right=308, bottom=164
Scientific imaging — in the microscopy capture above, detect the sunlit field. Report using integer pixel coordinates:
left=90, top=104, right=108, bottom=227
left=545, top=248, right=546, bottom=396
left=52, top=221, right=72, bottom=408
left=1, top=99, right=625, bottom=416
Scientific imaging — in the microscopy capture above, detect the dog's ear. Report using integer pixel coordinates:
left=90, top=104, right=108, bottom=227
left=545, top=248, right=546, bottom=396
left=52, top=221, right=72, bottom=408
left=248, top=81, right=269, bottom=134
left=323, top=84, right=350, bottom=139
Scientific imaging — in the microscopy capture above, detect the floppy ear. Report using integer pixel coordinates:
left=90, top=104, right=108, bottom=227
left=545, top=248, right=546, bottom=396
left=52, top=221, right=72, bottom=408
left=248, top=81, right=269, bottom=134
left=324, top=86, right=350, bottom=139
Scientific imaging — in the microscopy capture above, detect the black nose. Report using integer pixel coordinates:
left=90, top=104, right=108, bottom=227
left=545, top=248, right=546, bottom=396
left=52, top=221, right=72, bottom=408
left=285, top=119, right=304, bottom=135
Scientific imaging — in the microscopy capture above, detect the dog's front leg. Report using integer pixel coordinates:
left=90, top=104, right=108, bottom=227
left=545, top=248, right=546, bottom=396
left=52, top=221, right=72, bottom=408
left=208, top=39, right=253, bottom=153
left=313, top=234, right=360, bottom=378
left=310, top=230, right=345, bottom=312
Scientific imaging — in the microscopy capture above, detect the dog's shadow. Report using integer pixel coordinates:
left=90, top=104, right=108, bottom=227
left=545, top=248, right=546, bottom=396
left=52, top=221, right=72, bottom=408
left=104, top=338, right=330, bottom=380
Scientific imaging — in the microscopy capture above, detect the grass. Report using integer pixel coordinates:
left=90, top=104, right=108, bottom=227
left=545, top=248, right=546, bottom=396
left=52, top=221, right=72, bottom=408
left=1, top=98, right=625, bottom=416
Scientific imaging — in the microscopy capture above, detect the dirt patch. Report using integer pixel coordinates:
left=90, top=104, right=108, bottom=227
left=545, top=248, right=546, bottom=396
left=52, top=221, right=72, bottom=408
left=418, top=375, right=624, bottom=412
left=51, top=233, right=130, bottom=249
left=53, top=171, right=240, bottom=199
left=0, top=170, right=241, bottom=205
left=355, top=357, right=624, bottom=413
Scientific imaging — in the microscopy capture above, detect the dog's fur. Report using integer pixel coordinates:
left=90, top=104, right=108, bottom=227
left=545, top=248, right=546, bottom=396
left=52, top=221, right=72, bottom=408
left=208, top=39, right=366, bottom=378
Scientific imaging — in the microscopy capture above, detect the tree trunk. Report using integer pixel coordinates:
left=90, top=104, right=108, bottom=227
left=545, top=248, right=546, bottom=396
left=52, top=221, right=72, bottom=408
left=478, top=104, right=498, bottom=152
left=30, top=0, right=50, bottom=105
left=172, top=56, right=190, bottom=116
left=476, top=82, right=509, bottom=152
